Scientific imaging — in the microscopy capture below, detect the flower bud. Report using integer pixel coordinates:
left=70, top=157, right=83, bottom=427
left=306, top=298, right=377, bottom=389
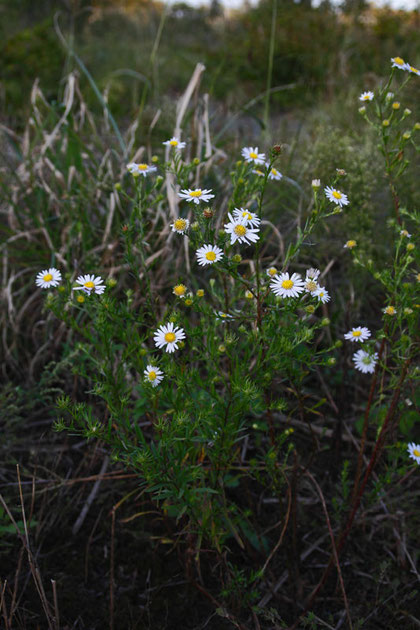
left=196, top=289, right=204, bottom=298
left=203, top=207, right=213, bottom=219
left=151, top=155, right=159, bottom=163
left=107, top=278, right=117, bottom=288
left=321, top=317, right=330, bottom=326
left=232, top=254, right=242, bottom=263
left=382, top=119, right=390, bottom=127
left=193, top=157, right=200, bottom=165
left=327, top=357, right=336, bottom=366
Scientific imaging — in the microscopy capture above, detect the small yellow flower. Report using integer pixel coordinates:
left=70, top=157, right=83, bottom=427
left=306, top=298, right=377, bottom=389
left=344, top=240, right=357, bottom=249
left=185, top=298, right=193, bottom=306
left=196, top=289, right=204, bottom=298
left=245, top=290, right=254, bottom=299
left=173, top=284, right=187, bottom=298
left=77, top=295, right=85, bottom=303
left=384, top=306, right=397, bottom=316
left=392, top=102, right=400, bottom=110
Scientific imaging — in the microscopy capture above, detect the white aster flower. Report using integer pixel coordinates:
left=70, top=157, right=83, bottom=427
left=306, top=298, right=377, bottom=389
left=163, top=137, right=186, bottom=149
left=344, top=327, right=371, bottom=342
left=178, top=188, right=214, bottom=205
left=196, top=244, right=223, bottom=266
left=216, top=311, right=233, bottom=321
left=383, top=305, right=397, bottom=316
left=36, top=267, right=62, bottom=289
left=252, top=168, right=265, bottom=177
left=306, top=268, right=320, bottom=281
left=224, top=213, right=260, bottom=246
left=268, top=166, right=282, bottom=181
left=312, top=179, right=321, bottom=189
left=171, top=217, right=190, bottom=234
left=127, top=162, right=157, bottom=177
left=304, top=278, right=319, bottom=294
left=400, top=229, right=411, bottom=238
left=324, top=186, right=349, bottom=208
left=144, top=365, right=164, bottom=387
left=353, top=349, right=378, bottom=374
left=359, top=91, right=374, bottom=101
left=232, top=207, right=261, bottom=228
left=266, top=266, right=278, bottom=278
left=391, top=57, right=410, bottom=71
left=241, top=146, right=266, bottom=165
left=407, top=442, right=420, bottom=465
left=74, top=274, right=106, bottom=295
left=315, top=286, right=331, bottom=303
left=409, top=65, right=420, bottom=76
left=270, top=272, right=305, bottom=298
left=154, top=322, right=186, bottom=353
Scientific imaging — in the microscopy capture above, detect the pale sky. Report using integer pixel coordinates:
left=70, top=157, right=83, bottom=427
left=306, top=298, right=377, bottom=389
left=174, top=0, right=419, bottom=10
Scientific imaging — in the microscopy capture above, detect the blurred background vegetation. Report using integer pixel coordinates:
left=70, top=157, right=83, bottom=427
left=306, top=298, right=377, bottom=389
left=1, top=0, right=419, bottom=126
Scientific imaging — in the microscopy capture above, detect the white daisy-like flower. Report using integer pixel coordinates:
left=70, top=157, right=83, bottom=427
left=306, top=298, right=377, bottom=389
left=154, top=322, right=186, bottom=353
left=196, top=244, right=223, bottom=266
left=315, top=286, right=331, bottom=303
left=232, top=208, right=261, bottom=228
left=266, top=266, right=278, bottom=278
left=359, top=91, right=374, bottom=101
left=36, top=267, right=62, bottom=289
left=127, top=162, right=157, bottom=177
left=306, top=268, right=320, bottom=281
left=312, top=179, right=321, bottom=189
left=173, top=284, right=187, bottom=298
left=268, top=166, right=282, bottom=181
left=400, top=229, right=411, bottom=238
left=74, top=274, right=106, bottom=295
left=270, top=272, right=305, bottom=298
left=304, top=278, right=319, bottom=294
left=324, top=186, right=349, bottom=208
left=409, top=65, right=420, bottom=76
left=144, top=365, right=164, bottom=387
left=171, top=217, right=190, bottom=234
left=252, top=168, right=265, bottom=177
left=224, top=213, right=260, bottom=246
left=407, top=442, right=420, bottom=465
left=241, top=146, right=266, bottom=165
left=163, top=137, right=186, bottom=149
left=391, top=57, right=410, bottom=71
left=216, top=311, right=233, bottom=321
left=353, top=349, right=378, bottom=374
left=344, top=327, right=371, bottom=343
left=178, top=188, right=214, bottom=205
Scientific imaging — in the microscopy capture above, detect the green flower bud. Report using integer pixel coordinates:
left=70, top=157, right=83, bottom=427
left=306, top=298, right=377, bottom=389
left=218, top=344, right=226, bottom=353
left=139, top=348, right=148, bottom=356
left=327, top=357, right=336, bottom=366
left=321, top=317, right=330, bottom=326
left=114, top=182, right=122, bottom=190
left=151, top=155, right=158, bottom=163
left=191, top=222, right=199, bottom=231
left=335, top=340, right=343, bottom=348
left=193, top=157, right=200, bottom=165
left=107, top=278, right=117, bottom=288
left=232, top=254, right=242, bottom=263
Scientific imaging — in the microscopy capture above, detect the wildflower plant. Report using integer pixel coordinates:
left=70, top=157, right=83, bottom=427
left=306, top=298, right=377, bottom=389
left=35, top=59, right=419, bottom=615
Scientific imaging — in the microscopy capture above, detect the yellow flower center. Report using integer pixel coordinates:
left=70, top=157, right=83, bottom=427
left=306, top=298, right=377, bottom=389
left=169, top=140, right=178, bottom=146
left=234, top=225, right=247, bottom=236
left=205, top=251, right=216, bottom=261
left=254, top=170, right=264, bottom=176
left=242, top=212, right=252, bottom=220
left=196, top=289, right=204, bottom=297
left=249, top=152, right=258, bottom=159
left=362, top=356, right=372, bottom=365
left=77, top=295, right=85, bottom=303
left=393, top=57, right=404, bottom=66
left=43, top=273, right=53, bottom=282
left=189, top=190, right=202, bottom=197
left=346, top=240, right=356, bottom=248
left=282, top=279, right=294, bottom=290
left=138, top=164, right=148, bottom=171
left=271, top=168, right=278, bottom=175
left=305, top=280, right=317, bottom=292
left=319, top=292, right=325, bottom=298
left=332, top=190, right=342, bottom=199
left=410, top=66, right=419, bottom=73
left=165, top=332, right=176, bottom=343
left=185, top=299, right=192, bottom=306
left=84, top=281, right=95, bottom=289
left=362, top=95, right=369, bottom=100
left=174, top=284, right=186, bottom=296
left=174, top=219, right=186, bottom=231
left=392, top=102, right=400, bottom=110
left=148, top=371, right=157, bottom=381
left=413, top=448, right=420, bottom=457
left=220, top=313, right=228, bottom=318
left=268, top=268, right=277, bottom=276
left=352, top=330, right=362, bottom=337
left=385, top=306, right=395, bottom=315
